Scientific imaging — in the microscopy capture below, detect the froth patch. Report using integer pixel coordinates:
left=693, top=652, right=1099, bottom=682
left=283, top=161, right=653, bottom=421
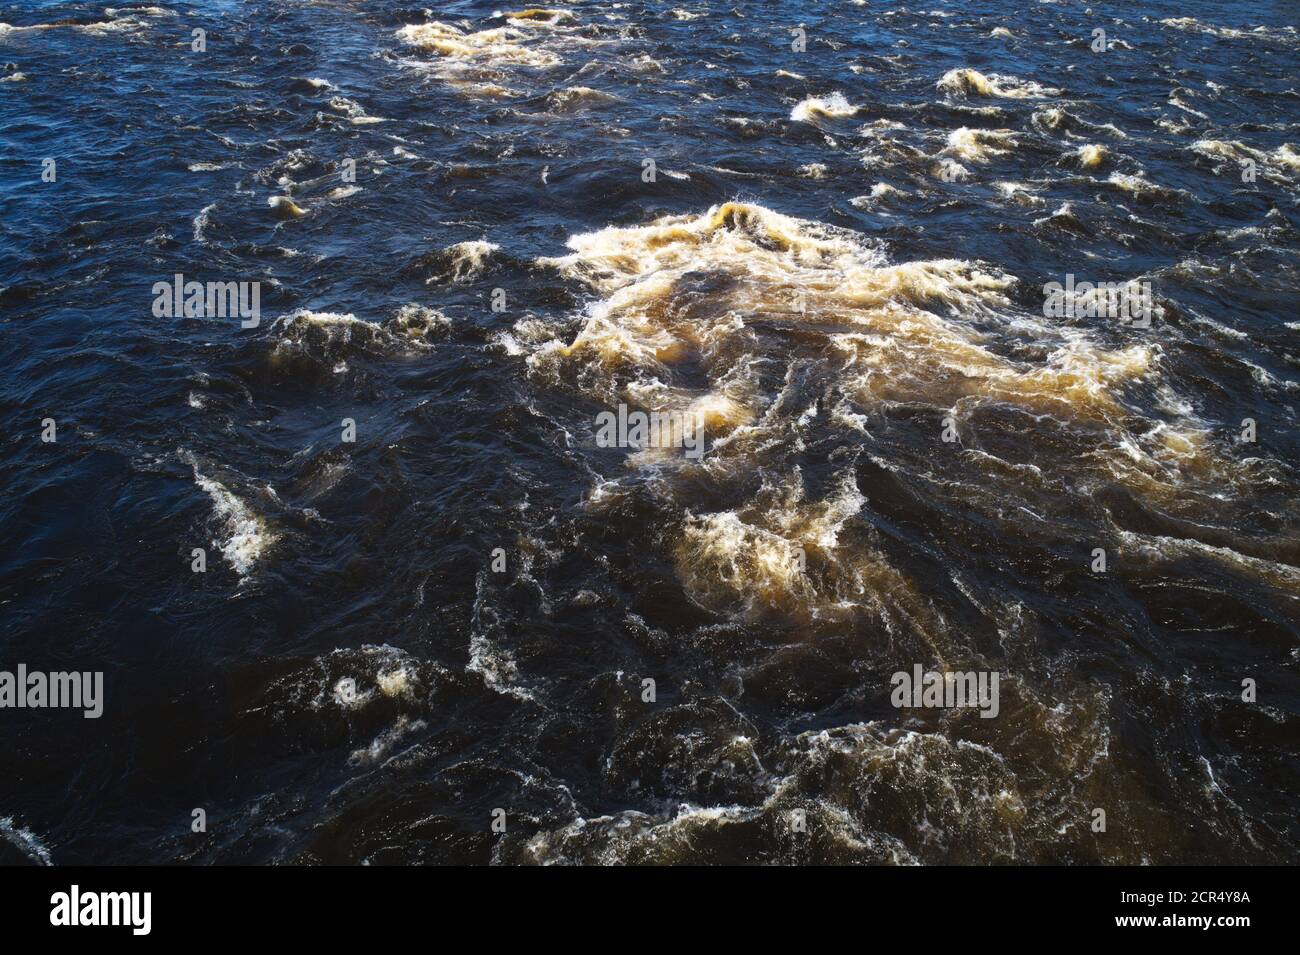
left=517, top=682, right=1116, bottom=864
left=397, top=21, right=563, bottom=69
left=675, top=473, right=902, bottom=619
left=527, top=202, right=1223, bottom=619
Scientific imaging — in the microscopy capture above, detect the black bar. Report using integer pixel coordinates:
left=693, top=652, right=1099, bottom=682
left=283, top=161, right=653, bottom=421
left=0, top=865, right=1276, bottom=941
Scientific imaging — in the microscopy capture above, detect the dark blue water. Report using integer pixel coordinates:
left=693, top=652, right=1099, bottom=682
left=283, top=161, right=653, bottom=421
left=1, top=0, right=1298, bottom=864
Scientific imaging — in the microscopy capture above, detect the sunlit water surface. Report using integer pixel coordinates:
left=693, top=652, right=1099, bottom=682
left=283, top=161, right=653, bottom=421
left=1, top=0, right=1298, bottom=863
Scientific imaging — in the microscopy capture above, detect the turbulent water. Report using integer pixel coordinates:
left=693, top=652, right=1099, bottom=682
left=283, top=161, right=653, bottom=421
left=1, top=0, right=1298, bottom=865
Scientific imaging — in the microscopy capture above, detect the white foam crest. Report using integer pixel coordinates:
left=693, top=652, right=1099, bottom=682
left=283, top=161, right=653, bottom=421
left=0, top=816, right=52, bottom=865
left=945, top=127, right=1017, bottom=163
left=790, top=92, right=858, bottom=122
left=938, top=68, right=1059, bottom=99
left=183, top=456, right=273, bottom=578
